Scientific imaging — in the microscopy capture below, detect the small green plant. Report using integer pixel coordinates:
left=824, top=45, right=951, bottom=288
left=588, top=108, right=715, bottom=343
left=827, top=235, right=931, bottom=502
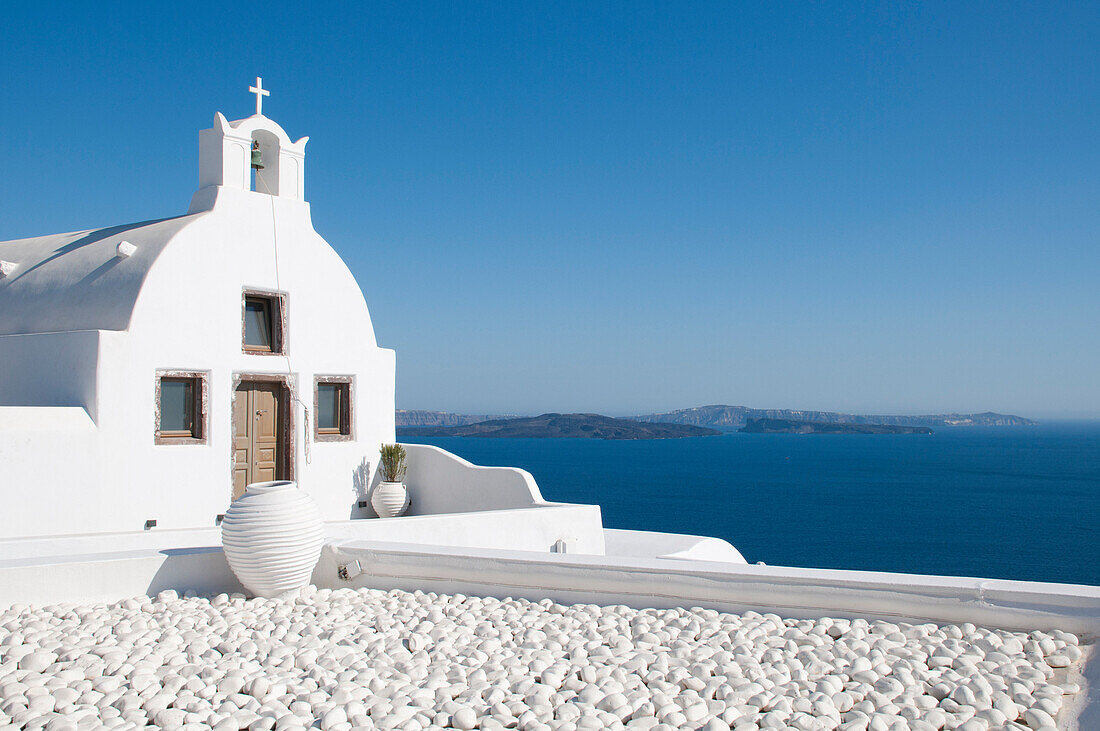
left=379, top=443, right=407, bottom=483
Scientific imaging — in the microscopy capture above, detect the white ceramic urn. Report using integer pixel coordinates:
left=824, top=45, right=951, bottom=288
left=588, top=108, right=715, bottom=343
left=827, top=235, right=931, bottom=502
left=371, top=481, right=409, bottom=518
left=221, top=480, right=325, bottom=597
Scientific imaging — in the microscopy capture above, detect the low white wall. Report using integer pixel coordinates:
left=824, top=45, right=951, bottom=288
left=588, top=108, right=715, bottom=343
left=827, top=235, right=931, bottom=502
left=0, top=503, right=607, bottom=564
left=318, top=541, right=1100, bottom=636
left=0, top=502, right=608, bottom=601
left=0, top=526, right=225, bottom=561
left=327, top=505, right=606, bottom=556
left=0, top=548, right=242, bottom=606
left=398, top=443, right=545, bottom=514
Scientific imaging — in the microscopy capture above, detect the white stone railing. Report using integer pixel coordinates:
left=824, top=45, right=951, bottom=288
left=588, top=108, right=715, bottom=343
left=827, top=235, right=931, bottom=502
left=319, top=542, right=1100, bottom=636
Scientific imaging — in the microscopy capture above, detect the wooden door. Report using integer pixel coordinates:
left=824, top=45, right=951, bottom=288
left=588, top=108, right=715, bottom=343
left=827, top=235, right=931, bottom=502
left=232, top=382, right=286, bottom=498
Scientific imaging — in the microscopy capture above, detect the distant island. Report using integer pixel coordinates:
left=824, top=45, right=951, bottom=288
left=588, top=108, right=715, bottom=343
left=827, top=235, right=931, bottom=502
left=397, top=413, right=721, bottom=440
left=397, top=406, right=1035, bottom=431
left=634, top=405, right=1035, bottom=431
left=739, top=418, right=934, bottom=435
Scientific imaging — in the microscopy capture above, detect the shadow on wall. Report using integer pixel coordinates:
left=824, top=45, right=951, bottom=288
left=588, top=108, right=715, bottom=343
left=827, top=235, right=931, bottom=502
left=78, top=257, right=122, bottom=285
left=146, top=547, right=244, bottom=597
left=349, top=457, right=377, bottom=519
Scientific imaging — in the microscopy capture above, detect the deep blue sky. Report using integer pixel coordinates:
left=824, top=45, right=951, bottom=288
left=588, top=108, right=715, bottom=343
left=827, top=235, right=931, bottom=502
left=3, top=3, right=1098, bottom=418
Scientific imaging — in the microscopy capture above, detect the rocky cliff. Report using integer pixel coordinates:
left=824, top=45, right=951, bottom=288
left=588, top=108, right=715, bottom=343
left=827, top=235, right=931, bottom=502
left=396, top=410, right=516, bottom=427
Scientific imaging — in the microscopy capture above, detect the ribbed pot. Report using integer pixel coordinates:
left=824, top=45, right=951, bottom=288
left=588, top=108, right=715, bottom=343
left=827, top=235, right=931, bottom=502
left=221, top=480, right=325, bottom=598
left=371, top=481, right=409, bottom=518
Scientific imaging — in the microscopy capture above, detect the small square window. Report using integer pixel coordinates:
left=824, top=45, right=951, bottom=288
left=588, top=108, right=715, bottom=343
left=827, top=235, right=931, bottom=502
left=243, top=293, right=285, bottom=354
left=315, top=378, right=352, bottom=441
left=157, top=374, right=206, bottom=443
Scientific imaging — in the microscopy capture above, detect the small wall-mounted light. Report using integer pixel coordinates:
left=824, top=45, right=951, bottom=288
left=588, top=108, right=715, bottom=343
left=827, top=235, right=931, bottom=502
left=116, top=241, right=137, bottom=258
left=337, top=559, right=363, bottom=581
left=144, top=519, right=157, bottom=530
left=0, top=260, right=16, bottom=278
left=215, top=514, right=225, bottom=526
left=551, top=539, right=568, bottom=554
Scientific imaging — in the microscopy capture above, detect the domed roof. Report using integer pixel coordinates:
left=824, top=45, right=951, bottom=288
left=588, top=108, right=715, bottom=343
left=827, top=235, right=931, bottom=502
left=0, top=108, right=312, bottom=338
left=0, top=213, right=202, bottom=336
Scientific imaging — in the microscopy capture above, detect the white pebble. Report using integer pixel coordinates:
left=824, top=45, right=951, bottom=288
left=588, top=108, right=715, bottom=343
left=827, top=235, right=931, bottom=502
left=0, top=589, right=1085, bottom=731
left=18, top=652, right=57, bottom=672
left=1023, top=706, right=1057, bottom=728
left=452, top=706, right=477, bottom=730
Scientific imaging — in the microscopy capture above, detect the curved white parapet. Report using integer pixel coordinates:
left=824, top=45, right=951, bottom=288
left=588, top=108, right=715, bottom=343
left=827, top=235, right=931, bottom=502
left=603, top=528, right=747, bottom=564
left=221, top=481, right=324, bottom=597
left=399, top=443, right=547, bottom=514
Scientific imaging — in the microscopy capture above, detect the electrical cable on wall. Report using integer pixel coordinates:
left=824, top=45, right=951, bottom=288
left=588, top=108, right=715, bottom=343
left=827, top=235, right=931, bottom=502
left=256, top=170, right=312, bottom=465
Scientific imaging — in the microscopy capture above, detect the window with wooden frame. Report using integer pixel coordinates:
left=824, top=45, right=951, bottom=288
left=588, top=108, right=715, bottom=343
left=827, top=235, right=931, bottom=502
left=156, top=372, right=207, bottom=444
left=315, top=377, right=352, bottom=441
left=243, top=291, right=286, bottom=354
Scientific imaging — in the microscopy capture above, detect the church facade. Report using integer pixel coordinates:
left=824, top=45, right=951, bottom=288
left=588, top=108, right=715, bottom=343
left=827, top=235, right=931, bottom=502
left=0, top=101, right=396, bottom=539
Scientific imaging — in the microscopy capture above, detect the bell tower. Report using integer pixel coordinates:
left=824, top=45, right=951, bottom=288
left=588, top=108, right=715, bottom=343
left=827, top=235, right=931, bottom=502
left=195, top=77, right=309, bottom=202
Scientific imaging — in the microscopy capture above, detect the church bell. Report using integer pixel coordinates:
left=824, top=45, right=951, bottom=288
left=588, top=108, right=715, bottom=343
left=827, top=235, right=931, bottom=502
left=250, top=141, right=264, bottom=170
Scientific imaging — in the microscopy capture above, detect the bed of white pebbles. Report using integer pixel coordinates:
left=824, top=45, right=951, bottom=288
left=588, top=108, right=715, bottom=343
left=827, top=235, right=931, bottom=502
left=0, top=586, right=1088, bottom=731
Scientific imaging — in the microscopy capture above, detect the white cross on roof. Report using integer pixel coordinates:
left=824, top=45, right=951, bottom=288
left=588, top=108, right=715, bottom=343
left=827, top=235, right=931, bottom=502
left=249, top=77, right=270, bottom=116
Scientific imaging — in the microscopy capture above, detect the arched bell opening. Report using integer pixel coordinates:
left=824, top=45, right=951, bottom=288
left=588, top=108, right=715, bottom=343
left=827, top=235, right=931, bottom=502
left=194, top=111, right=308, bottom=206
left=250, top=129, right=282, bottom=195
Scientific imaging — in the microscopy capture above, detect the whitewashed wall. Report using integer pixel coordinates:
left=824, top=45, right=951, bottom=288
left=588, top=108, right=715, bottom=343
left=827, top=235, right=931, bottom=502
left=0, top=331, right=101, bottom=417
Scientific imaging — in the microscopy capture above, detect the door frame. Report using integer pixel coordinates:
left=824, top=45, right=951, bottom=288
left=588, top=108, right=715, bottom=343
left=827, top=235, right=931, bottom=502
left=231, top=373, right=296, bottom=495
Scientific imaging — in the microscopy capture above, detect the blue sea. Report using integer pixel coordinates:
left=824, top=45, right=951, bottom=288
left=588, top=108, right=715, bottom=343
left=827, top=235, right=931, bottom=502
left=404, top=423, right=1100, bottom=587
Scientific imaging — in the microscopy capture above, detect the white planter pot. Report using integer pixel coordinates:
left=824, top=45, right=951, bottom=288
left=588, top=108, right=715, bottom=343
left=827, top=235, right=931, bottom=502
left=371, top=481, right=409, bottom=518
left=221, top=480, right=325, bottom=598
